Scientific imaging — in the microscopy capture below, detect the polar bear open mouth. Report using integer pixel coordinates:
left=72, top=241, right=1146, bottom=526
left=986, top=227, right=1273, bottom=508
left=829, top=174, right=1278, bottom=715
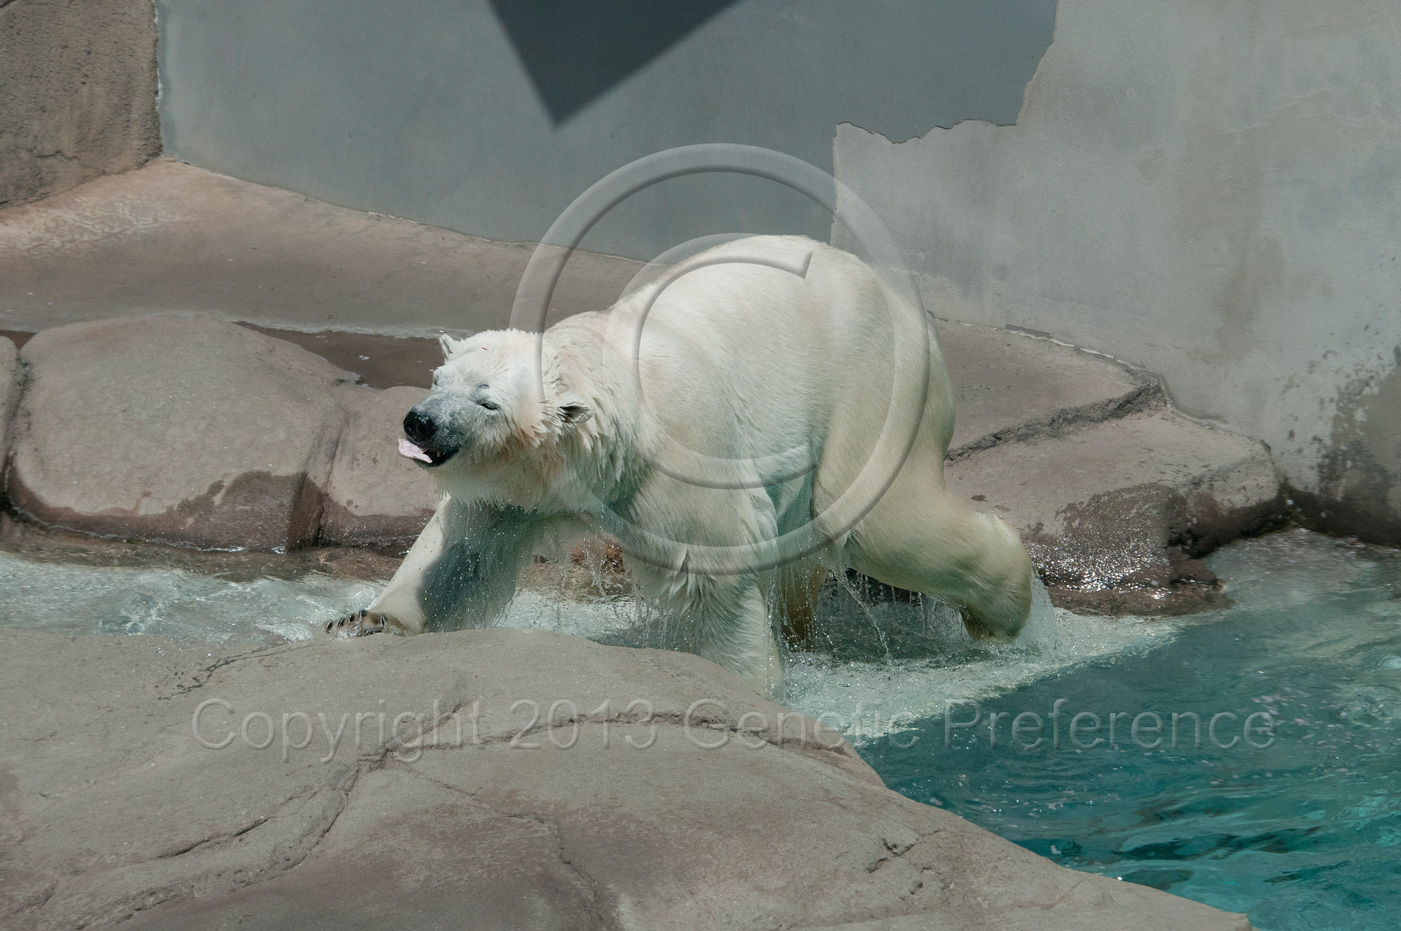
left=398, top=438, right=451, bottom=467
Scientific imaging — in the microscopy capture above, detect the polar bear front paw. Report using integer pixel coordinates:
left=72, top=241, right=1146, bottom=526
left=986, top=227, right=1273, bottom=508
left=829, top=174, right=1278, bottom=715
left=327, top=608, right=389, bottom=638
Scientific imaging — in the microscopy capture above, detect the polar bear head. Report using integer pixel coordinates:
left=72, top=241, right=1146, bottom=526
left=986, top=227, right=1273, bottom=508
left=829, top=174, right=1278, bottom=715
left=399, top=330, right=594, bottom=494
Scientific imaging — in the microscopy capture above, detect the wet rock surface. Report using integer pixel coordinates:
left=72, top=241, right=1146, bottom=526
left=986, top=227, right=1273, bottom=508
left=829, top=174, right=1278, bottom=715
left=0, top=628, right=1252, bottom=931
left=947, top=412, right=1284, bottom=614
left=0, top=336, right=19, bottom=470
left=7, top=318, right=352, bottom=550
left=321, top=385, right=437, bottom=548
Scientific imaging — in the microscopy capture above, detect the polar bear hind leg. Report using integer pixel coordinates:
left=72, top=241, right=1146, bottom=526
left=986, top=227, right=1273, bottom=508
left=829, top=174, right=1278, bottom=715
left=776, top=559, right=829, bottom=648
left=843, top=465, right=1033, bottom=641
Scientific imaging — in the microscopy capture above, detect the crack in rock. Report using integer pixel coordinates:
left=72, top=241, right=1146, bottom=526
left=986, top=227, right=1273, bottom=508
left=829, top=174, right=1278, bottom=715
left=155, top=816, right=268, bottom=859
left=160, top=645, right=289, bottom=700
left=947, top=379, right=1166, bottom=462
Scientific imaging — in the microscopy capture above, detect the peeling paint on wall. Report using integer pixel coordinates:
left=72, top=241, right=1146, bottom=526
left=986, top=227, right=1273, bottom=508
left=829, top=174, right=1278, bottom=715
left=833, top=0, right=1401, bottom=541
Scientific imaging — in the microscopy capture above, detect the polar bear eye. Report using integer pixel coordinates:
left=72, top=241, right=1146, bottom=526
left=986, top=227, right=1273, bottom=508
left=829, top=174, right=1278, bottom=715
left=471, top=382, right=499, bottom=412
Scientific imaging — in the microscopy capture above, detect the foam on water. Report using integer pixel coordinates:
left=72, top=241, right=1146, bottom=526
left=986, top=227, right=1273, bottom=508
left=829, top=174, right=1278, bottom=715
left=0, top=546, right=1179, bottom=747
left=781, top=604, right=1177, bottom=742
left=0, top=552, right=379, bottom=642
left=0, top=551, right=652, bottom=646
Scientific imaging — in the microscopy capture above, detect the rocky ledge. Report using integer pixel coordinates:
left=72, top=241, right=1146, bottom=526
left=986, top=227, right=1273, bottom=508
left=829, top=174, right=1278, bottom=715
left=0, top=161, right=1291, bottom=612
left=1, top=319, right=436, bottom=552
left=0, top=312, right=1283, bottom=614
left=0, top=628, right=1251, bottom=931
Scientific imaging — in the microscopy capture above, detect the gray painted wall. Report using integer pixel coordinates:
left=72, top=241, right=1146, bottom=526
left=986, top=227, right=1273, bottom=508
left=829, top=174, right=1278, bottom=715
left=156, top=0, right=1401, bottom=541
left=156, top=0, right=1054, bottom=260
left=834, top=0, right=1401, bottom=541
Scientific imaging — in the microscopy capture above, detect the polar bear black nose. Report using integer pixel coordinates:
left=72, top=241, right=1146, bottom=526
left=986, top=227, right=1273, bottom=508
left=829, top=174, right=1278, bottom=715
left=403, top=406, right=436, bottom=445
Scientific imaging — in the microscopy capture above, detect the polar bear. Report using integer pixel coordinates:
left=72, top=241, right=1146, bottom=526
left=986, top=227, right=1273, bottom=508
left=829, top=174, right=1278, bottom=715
left=331, top=236, right=1034, bottom=692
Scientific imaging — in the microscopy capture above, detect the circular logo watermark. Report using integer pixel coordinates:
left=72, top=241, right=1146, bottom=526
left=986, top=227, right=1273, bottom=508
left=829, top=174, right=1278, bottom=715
left=510, top=143, right=931, bottom=576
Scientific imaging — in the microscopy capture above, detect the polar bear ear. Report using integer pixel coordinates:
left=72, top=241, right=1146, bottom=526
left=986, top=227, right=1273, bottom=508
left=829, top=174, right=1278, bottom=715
left=557, top=398, right=593, bottom=427
left=437, top=333, right=465, bottom=359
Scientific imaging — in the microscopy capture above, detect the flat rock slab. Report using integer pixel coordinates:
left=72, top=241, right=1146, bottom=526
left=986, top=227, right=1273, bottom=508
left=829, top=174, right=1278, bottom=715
left=322, top=385, right=438, bottom=547
left=947, top=412, right=1283, bottom=610
left=937, top=322, right=1159, bottom=456
left=8, top=317, right=351, bottom=550
left=0, top=159, right=642, bottom=337
left=0, top=628, right=1250, bottom=931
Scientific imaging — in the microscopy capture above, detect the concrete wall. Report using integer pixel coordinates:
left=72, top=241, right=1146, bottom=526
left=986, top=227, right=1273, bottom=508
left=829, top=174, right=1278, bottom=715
left=833, top=0, right=1401, bottom=542
left=155, top=0, right=1054, bottom=260
left=146, top=0, right=1401, bottom=542
left=0, top=0, right=161, bottom=207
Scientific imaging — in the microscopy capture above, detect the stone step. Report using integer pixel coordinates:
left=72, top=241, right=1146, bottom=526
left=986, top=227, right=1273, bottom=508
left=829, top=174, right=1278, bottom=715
left=322, top=385, right=436, bottom=548
left=936, top=320, right=1161, bottom=457
left=7, top=318, right=352, bottom=551
left=945, top=411, right=1284, bottom=612
left=0, top=320, right=445, bottom=553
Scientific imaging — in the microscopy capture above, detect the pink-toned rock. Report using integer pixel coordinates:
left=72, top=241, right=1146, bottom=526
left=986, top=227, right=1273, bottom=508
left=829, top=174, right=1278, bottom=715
left=1, top=628, right=1254, bottom=931
left=321, top=385, right=438, bottom=547
left=8, top=317, right=352, bottom=549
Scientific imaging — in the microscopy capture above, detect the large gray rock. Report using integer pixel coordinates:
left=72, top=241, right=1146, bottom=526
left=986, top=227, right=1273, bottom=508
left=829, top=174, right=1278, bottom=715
left=948, top=412, right=1283, bottom=612
left=0, top=628, right=1250, bottom=931
left=8, top=318, right=352, bottom=550
left=0, top=336, right=19, bottom=470
left=321, top=385, right=438, bottom=547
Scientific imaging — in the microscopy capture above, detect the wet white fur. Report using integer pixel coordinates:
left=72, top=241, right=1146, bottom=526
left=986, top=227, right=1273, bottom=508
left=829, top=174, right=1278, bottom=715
left=368, top=236, right=1034, bottom=692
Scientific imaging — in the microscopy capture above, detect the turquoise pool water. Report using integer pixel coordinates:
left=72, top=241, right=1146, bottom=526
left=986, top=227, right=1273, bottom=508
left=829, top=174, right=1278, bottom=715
left=856, top=530, right=1401, bottom=930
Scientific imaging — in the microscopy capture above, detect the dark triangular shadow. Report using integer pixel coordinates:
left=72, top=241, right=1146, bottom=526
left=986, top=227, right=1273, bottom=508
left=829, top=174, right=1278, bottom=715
left=488, top=0, right=741, bottom=124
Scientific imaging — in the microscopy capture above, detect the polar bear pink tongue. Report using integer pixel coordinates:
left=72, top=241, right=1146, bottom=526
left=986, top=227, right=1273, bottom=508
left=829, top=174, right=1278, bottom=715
left=398, top=438, right=434, bottom=463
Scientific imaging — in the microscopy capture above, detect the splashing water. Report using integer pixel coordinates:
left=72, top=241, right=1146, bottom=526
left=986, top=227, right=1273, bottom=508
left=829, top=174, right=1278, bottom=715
left=0, top=539, right=1164, bottom=748
left=0, top=553, right=381, bottom=643
left=1018, top=573, right=1060, bottom=652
